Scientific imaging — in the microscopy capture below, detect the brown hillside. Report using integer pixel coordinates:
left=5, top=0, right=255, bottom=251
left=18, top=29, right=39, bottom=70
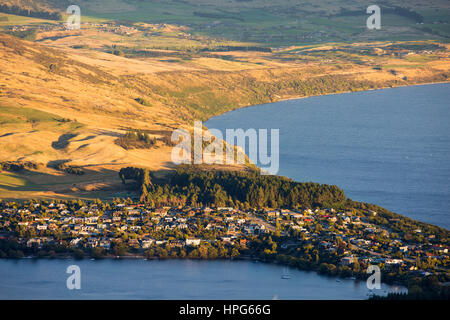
left=0, top=32, right=449, bottom=199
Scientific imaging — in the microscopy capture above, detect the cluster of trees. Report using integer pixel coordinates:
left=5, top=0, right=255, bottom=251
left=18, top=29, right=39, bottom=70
left=115, top=130, right=157, bottom=150
left=6, top=29, right=37, bottom=41
left=0, top=239, right=25, bottom=258
left=134, top=97, right=152, bottom=107
left=62, top=166, right=84, bottom=175
left=0, top=161, right=39, bottom=172
left=282, top=75, right=373, bottom=98
left=119, top=167, right=152, bottom=203
left=56, top=117, right=73, bottom=123
left=0, top=237, right=81, bottom=259
left=143, top=242, right=240, bottom=260
left=54, top=162, right=84, bottom=175
left=111, top=49, right=125, bottom=57
left=371, top=276, right=450, bottom=300
left=109, top=45, right=127, bottom=57
left=386, top=43, right=444, bottom=52
left=120, top=166, right=347, bottom=209
left=119, top=167, right=151, bottom=185
left=0, top=238, right=109, bottom=260
left=0, top=4, right=62, bottom=20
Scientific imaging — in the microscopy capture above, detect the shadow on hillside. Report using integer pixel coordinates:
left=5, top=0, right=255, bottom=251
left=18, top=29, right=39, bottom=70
left=51, top=133, right=78, bottom=150
left=0, top=160, right=191, bottom=200
left=46, top=159, right=71, bottom=168
left=0, top=166, right=130, bottom=199
left=73, top=135, right=96, bottom=142
left=92, top=129, right=122, bottom=138
left=0, top=132, right=16, bottom=138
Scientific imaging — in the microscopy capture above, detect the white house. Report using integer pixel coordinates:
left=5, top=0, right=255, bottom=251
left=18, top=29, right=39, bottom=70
left=185, top=238, right=201, bottom=246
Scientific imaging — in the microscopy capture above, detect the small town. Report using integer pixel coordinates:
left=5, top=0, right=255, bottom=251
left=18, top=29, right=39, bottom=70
left=0, top=198, right=448, bottom=292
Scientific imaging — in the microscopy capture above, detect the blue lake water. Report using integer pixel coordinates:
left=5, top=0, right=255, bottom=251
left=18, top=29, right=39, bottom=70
left=0, top=259, right=405, bottom=299
left=206, top=83, right=450, bottom=229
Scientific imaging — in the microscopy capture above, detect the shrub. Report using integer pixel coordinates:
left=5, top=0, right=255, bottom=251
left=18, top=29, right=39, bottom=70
left=115, top=130, right=157, bottom=150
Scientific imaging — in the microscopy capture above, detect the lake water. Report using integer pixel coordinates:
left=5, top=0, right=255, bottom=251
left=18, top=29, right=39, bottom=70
left=206, top=83, right=450, bottom=229
left=0, top=259, right=405, bottom=299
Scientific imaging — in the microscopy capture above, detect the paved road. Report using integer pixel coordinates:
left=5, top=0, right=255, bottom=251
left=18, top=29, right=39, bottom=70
left=247, top=214, right=276, bottom=232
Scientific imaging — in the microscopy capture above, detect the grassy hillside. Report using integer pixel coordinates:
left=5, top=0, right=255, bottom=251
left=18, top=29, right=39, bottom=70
left=0, top=0, right=67, bottom=20
left=0, top=1, right=449, bottom=200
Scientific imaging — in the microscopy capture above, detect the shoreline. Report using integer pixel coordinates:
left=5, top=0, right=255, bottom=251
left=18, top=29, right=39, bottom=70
left=277, top=80, right=450, bottom=103
left=205, top=80, right=450, bottom=121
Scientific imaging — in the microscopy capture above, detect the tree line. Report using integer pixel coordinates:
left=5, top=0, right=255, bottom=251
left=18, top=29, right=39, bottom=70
left=0, top=4, right=62, bottom=20
left=119, top=166, right=347, bottom=209
left=115, top=130, right=157, bottom=150
left=0, top=161, right=40, bottom=172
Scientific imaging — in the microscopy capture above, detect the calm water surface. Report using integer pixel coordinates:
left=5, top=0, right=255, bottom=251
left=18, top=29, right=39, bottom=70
left=207, top=83, right=450, bottom=229
left=0, top=259, right=405, bottom=299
